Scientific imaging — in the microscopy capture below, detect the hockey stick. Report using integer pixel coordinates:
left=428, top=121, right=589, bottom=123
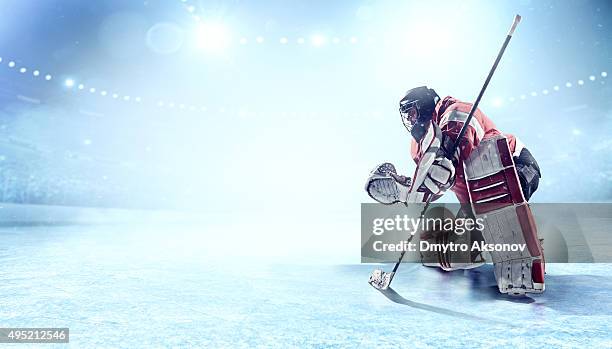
left=369, top=14, right=522, bottom=291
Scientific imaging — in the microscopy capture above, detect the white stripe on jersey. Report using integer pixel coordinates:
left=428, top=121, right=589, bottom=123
left=439, top=110, right=485, bottom=141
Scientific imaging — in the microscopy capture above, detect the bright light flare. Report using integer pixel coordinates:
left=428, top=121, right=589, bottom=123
left=311, top=34, right=327, bottom=47
left=491, top=97, right=504, bottom=108
left=195, top=21, right=231, bottom=52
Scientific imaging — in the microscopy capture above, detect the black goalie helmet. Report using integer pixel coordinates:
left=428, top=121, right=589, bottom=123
left=399, top=86, right=440, bottom=141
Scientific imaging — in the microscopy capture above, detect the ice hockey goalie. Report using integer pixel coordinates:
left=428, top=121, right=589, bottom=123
left=365, top=86, right=544, bottom=295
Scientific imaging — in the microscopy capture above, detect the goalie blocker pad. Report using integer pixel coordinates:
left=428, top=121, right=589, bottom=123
left=464, top=135, right=545, bottom=295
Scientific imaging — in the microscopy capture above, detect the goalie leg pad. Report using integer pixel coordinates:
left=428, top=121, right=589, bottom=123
left=464, top=135, right=545, bottom=295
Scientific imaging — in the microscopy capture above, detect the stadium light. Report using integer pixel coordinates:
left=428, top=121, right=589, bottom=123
left=65, top=79, right=75, bottom=88
left=311, top=34, right=327, bottom=47
left=195, top=21, right=231, bottom=52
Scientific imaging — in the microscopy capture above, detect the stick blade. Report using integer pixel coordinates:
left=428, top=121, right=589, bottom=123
left=368, top=269, right=395, bottom=290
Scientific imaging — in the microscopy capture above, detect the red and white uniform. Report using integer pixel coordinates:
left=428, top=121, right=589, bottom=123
left=407, top=96, right=544, bottom=294
left=410, top=96, right=524, bottom=203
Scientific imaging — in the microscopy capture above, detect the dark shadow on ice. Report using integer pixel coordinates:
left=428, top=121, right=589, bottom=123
left=379, top=287, right=514, bottom=326
left=463, top=265, right=535, bottom=303
left=536, top=274, right=612, bottom=315
left=420, top=264, right=536, bottom=303
left=462, top=265, right=612, bottom=313
left=347, top=264, right=612, bottom=315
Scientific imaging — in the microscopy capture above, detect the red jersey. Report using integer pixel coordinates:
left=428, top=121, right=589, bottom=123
left=410, top=96, right=523, bottom=203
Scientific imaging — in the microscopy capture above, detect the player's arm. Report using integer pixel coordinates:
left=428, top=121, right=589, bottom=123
left=365, top=124, right=455, bottom=205
left=403, top=122, right=456, bottom=203
left=438, top=106, right=485, bottom=161
left=406, top=104, right=500, bottom=203
left=406, top=155, right=454, bottom=203
left=364, top=158, right=454, bottom=205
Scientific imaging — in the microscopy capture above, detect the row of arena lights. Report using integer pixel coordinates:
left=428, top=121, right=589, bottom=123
left=1, top=57, right=53, bottom=81
left=179, top=0, right=364, bottom=48
left=194, top=25, right=364, bottom=49
left=69, top=79, right=142, bottom=103
left=1, top=53, right=607, bottom=113
left=491, top=71, right=608, bottom=107
left=0, top=56, right=145, bottom=104
left=236, top=35, right=362, bottom=46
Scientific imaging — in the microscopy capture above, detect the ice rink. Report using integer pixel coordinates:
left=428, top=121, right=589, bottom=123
left=0, top=0, right=610, bottom=347
left=1, top=222, right=611, bottom=348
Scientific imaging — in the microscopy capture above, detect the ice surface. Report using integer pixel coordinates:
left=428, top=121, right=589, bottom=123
left=0, top=224, right=611, bottom=348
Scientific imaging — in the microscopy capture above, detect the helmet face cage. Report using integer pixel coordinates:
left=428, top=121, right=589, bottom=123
left=399, top=99, right=419, bottom=132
